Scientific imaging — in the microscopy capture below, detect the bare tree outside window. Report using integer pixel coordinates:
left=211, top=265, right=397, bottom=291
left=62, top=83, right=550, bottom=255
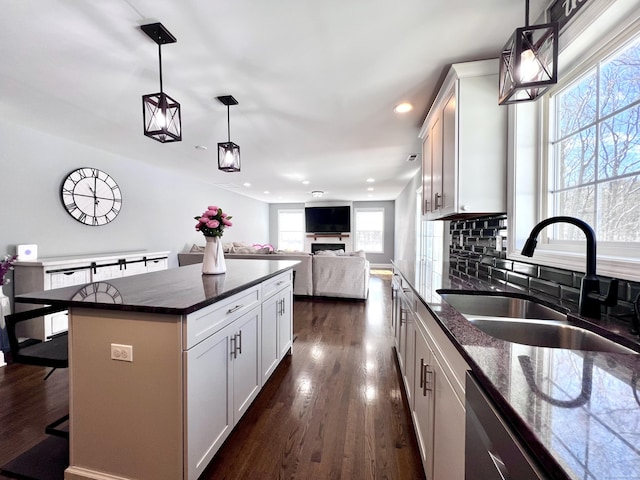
left=550, top=35, right=640, bottom=243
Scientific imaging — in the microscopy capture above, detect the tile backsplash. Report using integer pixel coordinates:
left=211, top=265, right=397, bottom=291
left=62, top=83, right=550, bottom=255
left=449, top=214, right=639, bottom=326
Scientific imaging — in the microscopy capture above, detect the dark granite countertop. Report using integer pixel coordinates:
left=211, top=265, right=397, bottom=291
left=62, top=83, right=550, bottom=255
left=14, top=259, right=299, bottom=315
left=392, top=259, right=640, bottom=480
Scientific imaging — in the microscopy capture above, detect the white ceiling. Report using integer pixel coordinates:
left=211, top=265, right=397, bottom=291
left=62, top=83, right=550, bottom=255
left=0, top=0, right=546, bottom=204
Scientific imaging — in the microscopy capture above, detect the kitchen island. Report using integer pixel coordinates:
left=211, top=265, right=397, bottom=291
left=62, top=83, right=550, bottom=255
left=393, top=259, right=640, bottom=480
left=14, top=259, right=298, bottom=480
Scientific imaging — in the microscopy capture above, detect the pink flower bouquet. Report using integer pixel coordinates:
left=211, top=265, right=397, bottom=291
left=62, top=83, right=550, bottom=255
left=194, top=206, right=233, bottom=237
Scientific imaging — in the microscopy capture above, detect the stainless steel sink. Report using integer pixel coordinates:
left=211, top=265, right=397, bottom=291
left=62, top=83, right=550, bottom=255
left=439, top=292, right=567, bottom=321
left=467, top=316, right=637, bottom=354
left=438, top=291, right=637, bottom=355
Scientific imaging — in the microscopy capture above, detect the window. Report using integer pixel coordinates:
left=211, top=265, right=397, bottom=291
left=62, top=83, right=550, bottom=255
left=508, top=4, right=640, bottom=280
left=277, top=209, right=304, bottom=251
left=354, top=208, right=384, bottom=253
left=548, top=33, right=640, bottom=243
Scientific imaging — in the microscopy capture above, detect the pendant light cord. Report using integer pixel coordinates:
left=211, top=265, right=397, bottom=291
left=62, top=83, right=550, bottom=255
left=158, top=43, right=163, bottom=94
left=525, top=0, right=530, bottom=27
left=227, top=105, right=231, bottom=142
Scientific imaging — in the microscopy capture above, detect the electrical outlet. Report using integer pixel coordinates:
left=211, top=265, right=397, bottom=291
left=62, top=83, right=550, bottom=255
left=111, top=343, right=133, bottom=362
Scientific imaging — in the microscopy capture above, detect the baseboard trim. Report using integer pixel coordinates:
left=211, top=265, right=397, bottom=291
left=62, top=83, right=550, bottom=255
left=65, top=466, right=131, bottom=480
left=370, top=263, right=393, bottom=270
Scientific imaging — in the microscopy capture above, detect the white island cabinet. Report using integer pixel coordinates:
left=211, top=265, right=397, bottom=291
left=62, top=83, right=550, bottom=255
left=14, top=259, right=296, bottom=480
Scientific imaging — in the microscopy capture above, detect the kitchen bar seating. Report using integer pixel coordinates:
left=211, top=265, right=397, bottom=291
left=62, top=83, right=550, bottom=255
left=6, top=305, right=70, bottom=437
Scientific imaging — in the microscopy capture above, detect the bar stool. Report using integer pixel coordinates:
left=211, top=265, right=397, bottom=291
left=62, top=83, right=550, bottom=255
left=6, top=305, right=69, bottom=437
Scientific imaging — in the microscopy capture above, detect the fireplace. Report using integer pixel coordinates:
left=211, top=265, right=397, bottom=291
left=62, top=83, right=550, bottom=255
left=311, top=243, right=345, bottom=254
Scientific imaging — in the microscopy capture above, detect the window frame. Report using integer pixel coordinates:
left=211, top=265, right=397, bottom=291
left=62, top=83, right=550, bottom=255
left=354, top=207, right=385, bottom=254
left=508, top=3, right=640, bottom=282
left=277, top=208, right=305, bottom=252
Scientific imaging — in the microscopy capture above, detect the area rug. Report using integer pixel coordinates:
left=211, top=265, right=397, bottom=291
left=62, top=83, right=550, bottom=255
left=1, top=436, right=68, bottom=480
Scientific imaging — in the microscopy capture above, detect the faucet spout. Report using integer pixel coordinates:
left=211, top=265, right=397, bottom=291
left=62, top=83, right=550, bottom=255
left=521, top=216, right=615, bottom=319
left=521, top=216, right=596, bottom=277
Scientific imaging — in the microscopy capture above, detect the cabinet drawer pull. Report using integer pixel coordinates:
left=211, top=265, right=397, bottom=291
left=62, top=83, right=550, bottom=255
left=227, top=304, right=243, bottom=314
left=276, top=281, right=285, bottom=286
left=424, top=367, right=433, bottom=395
left=230, top=335, right=237, bottom=359
left=237, top=331, right=242, bottom=354
left=419, top=359, right=425, bottom=388
left=434, top=192, right=442, bottom=209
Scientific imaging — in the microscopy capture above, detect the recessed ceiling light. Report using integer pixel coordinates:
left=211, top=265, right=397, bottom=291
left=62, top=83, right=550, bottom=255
left=302, top=180, right=310, bottom=185
left=243, top=182, right=251, bottom=187
left=264, top=191, right=270, bottom=194
left=311, top=190, right=324, bottom=198
left=367, top=187, right=374, bottom=191
left=366, top=178, right=375, bottom=183
left=393, top=102, right=413, bottom=114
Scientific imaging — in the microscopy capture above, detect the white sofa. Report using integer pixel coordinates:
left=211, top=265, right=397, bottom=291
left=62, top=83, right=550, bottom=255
left=178, top=251, right=313, bottom=296
left=312, top=254, right=370, bottom=300
left=177, top=250, right=369, bottom=299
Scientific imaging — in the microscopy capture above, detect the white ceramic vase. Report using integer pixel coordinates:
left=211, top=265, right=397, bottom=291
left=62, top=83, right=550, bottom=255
left=202, top=236, right=226, bottom=275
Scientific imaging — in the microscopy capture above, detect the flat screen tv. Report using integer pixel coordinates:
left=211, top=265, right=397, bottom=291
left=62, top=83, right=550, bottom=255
left=305, top=206, right=351, bottom=233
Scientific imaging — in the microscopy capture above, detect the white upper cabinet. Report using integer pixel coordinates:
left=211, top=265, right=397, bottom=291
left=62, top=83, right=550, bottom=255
left=420, top=59, right=507, bottom=220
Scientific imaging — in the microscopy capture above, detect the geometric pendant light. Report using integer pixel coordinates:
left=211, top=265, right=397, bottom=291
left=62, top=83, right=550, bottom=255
left=216, top=95, right=241, bottom=173
left=140, top=23, right=182, bottom=143
left=499, top=0, right=559, bottom=105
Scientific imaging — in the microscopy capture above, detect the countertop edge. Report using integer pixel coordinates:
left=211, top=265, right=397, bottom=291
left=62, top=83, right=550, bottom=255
left=15, top=261, right=298, bottom=316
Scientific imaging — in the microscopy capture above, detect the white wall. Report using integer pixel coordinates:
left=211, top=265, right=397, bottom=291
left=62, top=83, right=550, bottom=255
left=394, top=171, right=421, bottom=262
left=0, top=118, right=269, bottom=270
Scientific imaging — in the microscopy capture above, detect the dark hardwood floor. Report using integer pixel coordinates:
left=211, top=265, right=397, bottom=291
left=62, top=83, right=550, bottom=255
left=0, top=274, right=424, bottom=480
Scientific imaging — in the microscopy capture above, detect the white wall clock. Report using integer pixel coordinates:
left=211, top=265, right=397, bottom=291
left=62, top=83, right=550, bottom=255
left=61, top=167, right=122, bottom=226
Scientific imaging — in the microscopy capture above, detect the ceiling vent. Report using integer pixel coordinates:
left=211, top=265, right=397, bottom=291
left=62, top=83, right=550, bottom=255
left=406, top=154, right=419, bottom=162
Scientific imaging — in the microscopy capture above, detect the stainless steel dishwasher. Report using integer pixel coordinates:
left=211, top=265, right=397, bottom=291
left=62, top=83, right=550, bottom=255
left=465, top=372, right=547, bottom=480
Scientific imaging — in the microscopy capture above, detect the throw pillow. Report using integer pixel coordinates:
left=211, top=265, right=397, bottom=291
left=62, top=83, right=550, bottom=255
left=350, top=250, right=367, bottom=258
left=190, top=244, right=205, bottom=252
left=253, top=243, right=274, bottom=253
left=315, top=250, right=337, bottom=256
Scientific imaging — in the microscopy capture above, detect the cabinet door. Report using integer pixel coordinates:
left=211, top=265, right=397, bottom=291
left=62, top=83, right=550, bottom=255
left=402, top=302, right=416, bottom=409
left=92, top=264, right=123, bottom=281
left=123, top=261, right=147, bottom=276
left=413, top=327, right=435, bottom=480
left=49, top=269, right=90, bottom=288
left=147, top=258, right=168, bottom=272
left=422, top=132, right=433, bottom=215
left=430, top=116, right=443, bottom=214
left=397, top=303, right=407, bottom=372
left=232, top=307, right=261, bottom=422
left=185, top=321, right=234, bottom=480
left=432, top=354, right=465, bottom=480
left=441, top=92, right=457, bottom=215
left=277, top=286, right=293, bottom=359
left=261, top=293, right=280, bottom=383
left=48, top=310, right=69, bottom=336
